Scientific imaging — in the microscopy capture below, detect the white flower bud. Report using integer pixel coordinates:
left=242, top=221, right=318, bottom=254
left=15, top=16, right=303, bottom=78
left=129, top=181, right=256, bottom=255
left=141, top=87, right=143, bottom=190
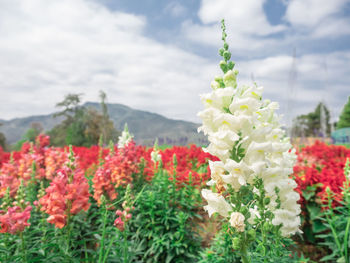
left=230, top=212, right=245, bottom=232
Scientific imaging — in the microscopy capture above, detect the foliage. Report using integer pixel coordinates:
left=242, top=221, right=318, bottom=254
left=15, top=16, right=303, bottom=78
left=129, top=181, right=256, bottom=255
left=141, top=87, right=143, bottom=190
left=129, top=165, right=203, bottom=263
left=199, top=222, right=310, bottom=263
left=198, top=224, right=242, bottom=263
left=315, top=160, right=350, bottom=263
left=337, top=96, right=350, bottom=129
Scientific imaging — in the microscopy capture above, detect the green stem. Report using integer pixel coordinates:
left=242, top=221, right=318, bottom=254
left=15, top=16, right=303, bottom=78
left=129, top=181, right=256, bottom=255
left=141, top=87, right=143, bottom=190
left=4, top=233, right=9, bottom=261
left=84, top=241, right=88, bottom=262
left=98, top=204, right=108, bottom=263
left=102, top=229, right=118, bottom=263
left=344, top=216, right=350, bottom=263
left=326, top=213, right=344, bottom=258
left=66, top=217, right=72, bottom=255
left=123, top=228, right=128, bottom=263
left=65, top=199, right=72, bottom=256
left=239, top=232, right=250, bottom=263
left=240, top=244, right=250, bottom=263
left=20, top=232, right=27, bottom=262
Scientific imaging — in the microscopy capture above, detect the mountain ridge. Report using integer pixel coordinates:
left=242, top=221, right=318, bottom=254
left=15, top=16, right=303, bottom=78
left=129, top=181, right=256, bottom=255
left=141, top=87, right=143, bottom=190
left=0, top=102, right=207, bottom=146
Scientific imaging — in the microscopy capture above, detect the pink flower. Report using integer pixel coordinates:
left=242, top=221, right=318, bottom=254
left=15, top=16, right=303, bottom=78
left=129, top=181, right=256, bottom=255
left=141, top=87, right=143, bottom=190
left=114, top=217, right=124, bottom=231
left=0, top=205, right=32, bottom=234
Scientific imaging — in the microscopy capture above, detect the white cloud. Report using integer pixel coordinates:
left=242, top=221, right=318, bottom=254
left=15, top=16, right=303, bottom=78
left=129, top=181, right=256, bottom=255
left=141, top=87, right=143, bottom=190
left=182, top=0, right=286, bottom=51
left=184, top=0, right=350, bottom=51
left=0, top=0, right=216, bottom=122
left=198, top=0, right=285, bottom=35
left=285, top=0, right=347, bottom=27
left=284, top=0, right=350, bottom=38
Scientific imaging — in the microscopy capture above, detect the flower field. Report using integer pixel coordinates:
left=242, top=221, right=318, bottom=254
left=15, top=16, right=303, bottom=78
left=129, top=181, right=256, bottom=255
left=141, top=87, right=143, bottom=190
left=1, top=19, right=350, bottom=263
left=0, top=133, right=349, bottom=262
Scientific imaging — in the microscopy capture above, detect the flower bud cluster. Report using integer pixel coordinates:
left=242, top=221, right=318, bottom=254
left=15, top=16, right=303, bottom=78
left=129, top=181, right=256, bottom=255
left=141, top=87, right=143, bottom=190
left=114, top=205, right=134, bottom=232
left=229, top=212, right=245, bottom=232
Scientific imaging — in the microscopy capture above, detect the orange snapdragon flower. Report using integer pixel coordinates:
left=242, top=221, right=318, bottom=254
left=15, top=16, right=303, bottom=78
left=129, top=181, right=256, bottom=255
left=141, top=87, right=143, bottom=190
left=44, top=148, right=68, bottom=180
left=92, top=141, right=141, bottom=205
left=0, top=162, right=20, bottom=198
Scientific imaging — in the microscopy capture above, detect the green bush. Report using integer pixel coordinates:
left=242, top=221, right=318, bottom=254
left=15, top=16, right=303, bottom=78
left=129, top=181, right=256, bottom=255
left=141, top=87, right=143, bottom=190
left=129, top=166, right=202, bottom=263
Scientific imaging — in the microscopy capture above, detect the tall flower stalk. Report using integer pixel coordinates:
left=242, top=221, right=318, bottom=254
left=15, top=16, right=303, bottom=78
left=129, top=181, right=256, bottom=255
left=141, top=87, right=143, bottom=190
left=198, top=20, right=301, bottom=262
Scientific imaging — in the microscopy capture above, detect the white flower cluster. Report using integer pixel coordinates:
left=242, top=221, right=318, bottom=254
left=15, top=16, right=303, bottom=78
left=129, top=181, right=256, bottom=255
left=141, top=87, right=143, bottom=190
left=198, top=69, right=301, bottom=237
left=118, top=123, right=133, bottom=149
left=151, top=139, right=162, bottom=164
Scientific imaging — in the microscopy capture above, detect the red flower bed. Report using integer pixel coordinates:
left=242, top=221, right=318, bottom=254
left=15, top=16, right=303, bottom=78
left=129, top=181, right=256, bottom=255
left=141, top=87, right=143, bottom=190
left=293, top=141, right=350, bottom=206
left=0, top=135, right=216, bottom=200
left=160, top=145, right=219, bottom=186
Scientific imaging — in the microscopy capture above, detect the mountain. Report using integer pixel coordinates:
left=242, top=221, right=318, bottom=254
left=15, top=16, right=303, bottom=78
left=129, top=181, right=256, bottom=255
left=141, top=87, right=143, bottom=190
left=0, top=102, right=207, bottom=146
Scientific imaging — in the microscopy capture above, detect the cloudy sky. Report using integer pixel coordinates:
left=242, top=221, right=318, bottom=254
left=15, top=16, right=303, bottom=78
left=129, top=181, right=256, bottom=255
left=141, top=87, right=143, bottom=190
left=0, top=0, right=349, bottom=126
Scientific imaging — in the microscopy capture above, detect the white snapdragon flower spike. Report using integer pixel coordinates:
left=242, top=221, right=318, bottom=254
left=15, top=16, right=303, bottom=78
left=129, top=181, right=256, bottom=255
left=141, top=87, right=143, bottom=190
left=151, top=150, right=161, bottom=164
left=151, top=139, right=162, bottom=164
left=118, top=123, right=134, bottom=149
left=199, top=61, right=301, bottom=237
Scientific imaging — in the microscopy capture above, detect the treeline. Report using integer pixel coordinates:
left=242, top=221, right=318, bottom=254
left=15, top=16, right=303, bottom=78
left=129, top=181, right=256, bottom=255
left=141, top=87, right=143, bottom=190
left=48, top=91, right=119, bottom=147
left=291, top=97, right=350, bottom=138
left=1, top=91, right=119, bottom=150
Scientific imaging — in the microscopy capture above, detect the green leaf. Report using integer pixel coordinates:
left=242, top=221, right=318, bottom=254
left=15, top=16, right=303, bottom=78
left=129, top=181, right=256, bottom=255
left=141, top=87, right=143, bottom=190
left=312, top=219, right=328, bottom=233
left=306, top=204, right=321, bottom=220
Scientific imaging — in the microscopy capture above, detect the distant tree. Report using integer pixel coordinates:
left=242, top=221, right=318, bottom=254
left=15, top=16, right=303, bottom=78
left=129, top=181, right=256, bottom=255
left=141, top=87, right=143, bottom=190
left=49, top=92, right=119, bottom=147
left=337, top=96, right=350, bottom=129
left=98, top=90, right=119, bottom=144
left=65, top=109, right=87, bottom=146
left=49, top=93, right=85, bottom=146
left=292, top=102, right=331, bottom=137
left=0, top=123, right=6, bottom=150
left=47, top=123, right=67, bottom=146
left=100, top=90, right=108, bottom=143
left=53, top=93, right=83, bottom=121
